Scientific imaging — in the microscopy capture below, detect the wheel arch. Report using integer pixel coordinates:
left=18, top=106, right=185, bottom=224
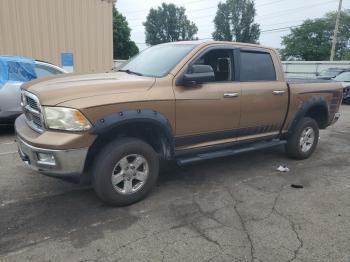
left=84, top=109, right=175, bottom=174
left=289, top=97, right=329, bottom=136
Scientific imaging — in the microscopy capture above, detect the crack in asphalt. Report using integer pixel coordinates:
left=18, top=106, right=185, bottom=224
left=191, top=200, right=242, bottom=232
left=224, top=182, right=305, bottom=262
left=188, top=221, right=224, bottom=252
left=267, top=187, right=304, bottom=262
left=270, top=188, right=304, bottom=262
left=224, top=187, right=256, bottom=262
left=75, top=201, right=233, bottom=261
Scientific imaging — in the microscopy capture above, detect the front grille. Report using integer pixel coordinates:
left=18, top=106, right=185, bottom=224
left=21, top=91, right=44, bottom=133
left=25, top=96, right=40, bottom=112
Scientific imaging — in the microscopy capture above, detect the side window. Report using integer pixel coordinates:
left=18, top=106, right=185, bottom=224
left=34, top=64, right=63, bottom=79
left=240, top=51, right=276, bottom=81
left=193, top=49, right=234, bottom=82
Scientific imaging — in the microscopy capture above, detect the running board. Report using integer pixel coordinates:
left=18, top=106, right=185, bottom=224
left=176, top=139, right=287, bottom=166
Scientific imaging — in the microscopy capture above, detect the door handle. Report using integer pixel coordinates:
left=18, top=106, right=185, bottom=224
left=224, top=92, right=239, bottom=98
left=273, top=90, right=286, bottom=95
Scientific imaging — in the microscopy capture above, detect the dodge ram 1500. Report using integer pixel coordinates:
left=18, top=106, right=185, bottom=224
left=15, top=41, right=342, bottom=206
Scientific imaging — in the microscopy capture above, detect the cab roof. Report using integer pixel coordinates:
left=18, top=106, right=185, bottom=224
left=160, top=40, right=273, bottom=50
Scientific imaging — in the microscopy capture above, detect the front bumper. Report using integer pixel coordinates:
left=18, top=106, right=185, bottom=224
left=14, top=114, right=96, bottom=179
left=17, top=135, right=88, bottom=177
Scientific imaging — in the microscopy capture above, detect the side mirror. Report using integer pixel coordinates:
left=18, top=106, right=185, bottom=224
left=179, top=65, right=215, bottom=86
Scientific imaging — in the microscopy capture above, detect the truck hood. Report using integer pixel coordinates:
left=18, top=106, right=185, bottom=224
left=23, top=72, right=156, bottom=105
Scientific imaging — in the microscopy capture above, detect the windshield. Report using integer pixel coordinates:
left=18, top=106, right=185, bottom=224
left=334, top=72, right=350, bottom=82
left=319, top=70, right=340, bottom=78
left=120, top=44, right=196, bottom=77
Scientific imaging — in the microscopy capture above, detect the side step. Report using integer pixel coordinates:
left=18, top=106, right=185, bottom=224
left=176, top=139, right=287, bottom=166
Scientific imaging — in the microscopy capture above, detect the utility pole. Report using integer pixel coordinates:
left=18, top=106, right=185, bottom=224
left=330, top=0, right=343, bottom=61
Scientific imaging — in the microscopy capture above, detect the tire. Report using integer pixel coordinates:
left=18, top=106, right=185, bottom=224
left=92, top=137, right=159, bottom=206
left=285, top=117, right=319, bottom=160
left=343, top=98, right=350, bottom=105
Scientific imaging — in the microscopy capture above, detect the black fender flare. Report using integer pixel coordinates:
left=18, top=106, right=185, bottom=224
left=289, top=96, right=329, bottom=135
left=90, top=109, right=175, bottom=155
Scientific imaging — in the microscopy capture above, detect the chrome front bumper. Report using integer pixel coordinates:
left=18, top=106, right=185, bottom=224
left=17, top=136, right=88, bottom=176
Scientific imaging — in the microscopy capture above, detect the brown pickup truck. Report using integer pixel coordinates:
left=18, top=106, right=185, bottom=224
left=16, top=41, right=342, bottom=206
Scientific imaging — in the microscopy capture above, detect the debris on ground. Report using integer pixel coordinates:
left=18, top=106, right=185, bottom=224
left=277, top=165, right=290, bottom=172
left=291, top=184, right=304, bottom=189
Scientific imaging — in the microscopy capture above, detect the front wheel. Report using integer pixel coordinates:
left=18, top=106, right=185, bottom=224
left=92, top=138, right=159, bottom=206
left=285, top=117, right=319, bottom=160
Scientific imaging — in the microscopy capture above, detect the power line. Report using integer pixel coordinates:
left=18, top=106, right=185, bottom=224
left=120, top=0, right=213, bottom=15
left=258, top=0, right=335, bottom=18
left=133, top=25, right=301, bottom=45
left=256, top=0, right=286, bottom=7
left=121, top=0, right=292, bottom=16
left=126, top=0, right=336, bottom=22
left=261, top=25, right=300, bottom=33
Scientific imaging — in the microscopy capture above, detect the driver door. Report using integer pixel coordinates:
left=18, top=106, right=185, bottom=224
left=173, top=47, right=241, bottom=149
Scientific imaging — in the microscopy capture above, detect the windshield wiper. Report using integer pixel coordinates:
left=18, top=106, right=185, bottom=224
left=118, top=69, right=143, bottom=76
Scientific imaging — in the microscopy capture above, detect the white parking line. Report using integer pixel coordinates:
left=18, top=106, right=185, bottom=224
left=0, top=141, right=16, bottom=145
left=0, top=151, right=18, bottom=156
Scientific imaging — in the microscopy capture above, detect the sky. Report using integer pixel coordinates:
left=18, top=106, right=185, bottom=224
left=116, top=0, right=350, bottom=51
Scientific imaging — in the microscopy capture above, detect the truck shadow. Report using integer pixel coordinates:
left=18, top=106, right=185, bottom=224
left=0, top=124, right=14, bottom=135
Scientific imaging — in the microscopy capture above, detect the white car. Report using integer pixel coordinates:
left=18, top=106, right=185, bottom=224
left=0, top=56, right=66, bottom=124
left=333, top=71, right=350, bottom=104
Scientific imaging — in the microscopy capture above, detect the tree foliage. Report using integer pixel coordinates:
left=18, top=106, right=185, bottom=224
left=212, top=0, right=260, bottom=43
left=143, top=3, right=198, bottom=46
left=281, top=10, right=350, bottom=61
left=113, top=6, right=139, bottom=59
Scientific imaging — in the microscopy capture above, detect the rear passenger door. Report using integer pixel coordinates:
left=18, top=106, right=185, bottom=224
left=237, top=49, right=288, bottom=141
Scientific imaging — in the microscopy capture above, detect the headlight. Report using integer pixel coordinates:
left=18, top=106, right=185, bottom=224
left=43, top=107, right=92, bottom=131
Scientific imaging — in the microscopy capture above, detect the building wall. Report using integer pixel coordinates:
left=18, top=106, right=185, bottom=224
left=0, top=0, right=113, bottom=73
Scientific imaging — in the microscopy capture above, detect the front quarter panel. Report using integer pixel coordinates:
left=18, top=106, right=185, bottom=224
left=59, top=75, right=176, bottom=132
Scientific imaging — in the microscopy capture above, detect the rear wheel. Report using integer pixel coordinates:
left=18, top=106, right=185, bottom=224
left=92, top=138, right=159, bottom=206
left=285, top=117, right=319, bottom=160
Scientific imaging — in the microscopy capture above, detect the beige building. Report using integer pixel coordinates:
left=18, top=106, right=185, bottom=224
left=0, top=0, right=113, bottom=73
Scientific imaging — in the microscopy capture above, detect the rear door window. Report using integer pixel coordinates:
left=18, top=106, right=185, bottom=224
left=239, top=51, right=276, bottom=81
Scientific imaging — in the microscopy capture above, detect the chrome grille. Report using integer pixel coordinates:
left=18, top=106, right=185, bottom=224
left=25, top=96, right=40, bottom=112
left=21, top=91, right=44, bottom=133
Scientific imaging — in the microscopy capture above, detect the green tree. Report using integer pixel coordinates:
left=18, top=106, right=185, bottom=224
left=113, top=6, right=139, bottom=59
left=212, top=0, right=260, bottom=43
left=281, top=10, right=350, bottom=61
left=143, top=3, right=198, bottom=46
left=342, top=52, right=350, bottom=60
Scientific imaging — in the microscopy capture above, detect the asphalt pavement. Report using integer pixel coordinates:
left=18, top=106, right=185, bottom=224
left=1, top=106, right=350, bottom=262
